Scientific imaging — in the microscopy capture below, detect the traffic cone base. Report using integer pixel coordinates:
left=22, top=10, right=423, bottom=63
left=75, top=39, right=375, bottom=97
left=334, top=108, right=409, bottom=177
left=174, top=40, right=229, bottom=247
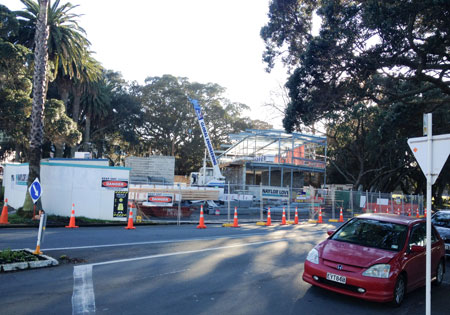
left=66, top=204, right=79, bottom=228
left=0, top=199, right=9, bottom=224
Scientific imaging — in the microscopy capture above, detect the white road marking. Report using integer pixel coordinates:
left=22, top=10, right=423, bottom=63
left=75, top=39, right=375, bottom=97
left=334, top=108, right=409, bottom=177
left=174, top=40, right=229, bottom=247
left=71, top=238, right=290, bottom=314
left=90, top=238, right=289, bottom=267
left=41, top=229, right=326, bottom=252
left=72, top=265, right=95, bottom=314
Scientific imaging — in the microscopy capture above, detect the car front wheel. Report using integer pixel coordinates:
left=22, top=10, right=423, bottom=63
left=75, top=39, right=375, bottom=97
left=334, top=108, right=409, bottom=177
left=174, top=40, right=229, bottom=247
left=392, top=274, right=406, bottom=307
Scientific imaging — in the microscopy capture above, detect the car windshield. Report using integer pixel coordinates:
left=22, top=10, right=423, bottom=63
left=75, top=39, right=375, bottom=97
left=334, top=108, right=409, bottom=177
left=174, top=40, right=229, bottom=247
left=331, top=218, right=408, bottom=251
left=432, top=212, right=450, bottom=228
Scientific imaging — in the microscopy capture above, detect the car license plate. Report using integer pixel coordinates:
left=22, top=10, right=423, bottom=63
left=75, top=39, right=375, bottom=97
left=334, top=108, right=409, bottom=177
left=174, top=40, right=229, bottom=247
left=326, top=272, right=346, bottom=284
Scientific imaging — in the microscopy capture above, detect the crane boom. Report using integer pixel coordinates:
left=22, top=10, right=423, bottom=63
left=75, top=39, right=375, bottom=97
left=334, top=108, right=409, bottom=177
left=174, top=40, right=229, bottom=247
left=190, top=98, right=224, bottom=182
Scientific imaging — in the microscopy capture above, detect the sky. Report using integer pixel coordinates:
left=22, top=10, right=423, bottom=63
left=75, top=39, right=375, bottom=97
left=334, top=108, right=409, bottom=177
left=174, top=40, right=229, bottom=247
left=3, top=0, right=289, bottom=128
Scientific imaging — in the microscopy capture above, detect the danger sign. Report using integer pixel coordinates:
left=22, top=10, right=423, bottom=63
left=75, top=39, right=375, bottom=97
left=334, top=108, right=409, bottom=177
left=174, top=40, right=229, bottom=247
left=143, top=193, right=174, bottom=207
left=101, top=178, right=128, bottom=190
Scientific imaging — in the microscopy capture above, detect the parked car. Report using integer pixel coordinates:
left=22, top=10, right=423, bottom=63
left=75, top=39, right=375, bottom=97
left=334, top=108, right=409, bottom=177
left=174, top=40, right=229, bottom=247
left=302, top=213, right=446, bottom=306
left=432, top=210, right=450, bottom=257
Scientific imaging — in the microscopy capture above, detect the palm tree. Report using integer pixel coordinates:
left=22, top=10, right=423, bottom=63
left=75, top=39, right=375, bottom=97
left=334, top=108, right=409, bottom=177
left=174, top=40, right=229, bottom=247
left=26, top=0, right=49, bottom=212
left=15, top=0, right=90, bottom=80
left=15, top=0, right=103, bottom=157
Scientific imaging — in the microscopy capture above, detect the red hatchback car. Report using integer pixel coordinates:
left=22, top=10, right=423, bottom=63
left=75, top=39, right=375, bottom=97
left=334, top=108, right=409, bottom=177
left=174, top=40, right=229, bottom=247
left=303, top=213, right=446, bottom=306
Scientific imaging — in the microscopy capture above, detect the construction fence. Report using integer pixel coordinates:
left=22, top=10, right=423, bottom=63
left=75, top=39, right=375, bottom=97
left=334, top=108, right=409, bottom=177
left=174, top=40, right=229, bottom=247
left=226, top=184, right=425, bottom=222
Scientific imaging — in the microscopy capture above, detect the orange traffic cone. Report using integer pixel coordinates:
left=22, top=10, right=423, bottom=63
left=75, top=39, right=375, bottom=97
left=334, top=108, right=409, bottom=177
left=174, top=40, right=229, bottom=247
left=125, top=205, right=136, bottom=229
left=294, top=207, right=299, bottom=225
left=281, top=207, right=287, bottom=225
left=408, top=208, right=411, bottom=217
left=65, top=203, right=79, bottom=228
left=339, top=207, right=344, bottom=223
left=318, top=207, right=323, bottom=224
left=424, top=208, right=427, bottom=217
left=232, top=207, right=240, bottom=227
left=266, top=207, right=272, bottom=226
left=0, top=198, right=9, bottom=224
left=197, top=205, right=207, bottom=229
left=416, top=208, right=420, bottom=218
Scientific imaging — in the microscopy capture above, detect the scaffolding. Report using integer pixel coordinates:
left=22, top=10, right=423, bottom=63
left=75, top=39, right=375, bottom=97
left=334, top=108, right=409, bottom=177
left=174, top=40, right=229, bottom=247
left=218, top=129, right=327, bottom=188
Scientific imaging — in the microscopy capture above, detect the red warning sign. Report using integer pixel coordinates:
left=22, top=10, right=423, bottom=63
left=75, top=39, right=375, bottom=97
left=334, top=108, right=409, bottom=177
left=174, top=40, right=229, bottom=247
left=102, top=179, right=128, bottom=189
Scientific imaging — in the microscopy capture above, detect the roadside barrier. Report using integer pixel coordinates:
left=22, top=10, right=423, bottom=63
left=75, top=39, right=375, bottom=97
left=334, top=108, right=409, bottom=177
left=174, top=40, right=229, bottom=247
left=339, top=207, right=344, bottom=222
left=0, top=198, right=9, bottom=224
left=280, top=207, right=287, bottom=225
left=65, top=203, right=79, bottom=228
left=232, top=207, right=240, bottom=227
left=197, top=205, right=207, bottom=229
left=125, top=205, right=136, bottom=229
left=266, top=207, right=272, bottom=226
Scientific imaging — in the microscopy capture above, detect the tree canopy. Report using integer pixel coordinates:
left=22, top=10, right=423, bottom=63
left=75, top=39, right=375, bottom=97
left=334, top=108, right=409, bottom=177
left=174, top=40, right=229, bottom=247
left=0, top=1, right=266, bottom=178
left=261, top=0, right=449, bottom=202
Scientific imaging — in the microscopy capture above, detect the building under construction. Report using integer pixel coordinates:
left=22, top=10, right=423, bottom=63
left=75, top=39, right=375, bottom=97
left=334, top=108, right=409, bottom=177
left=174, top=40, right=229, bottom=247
left=218, top=129, right=327, bottom=189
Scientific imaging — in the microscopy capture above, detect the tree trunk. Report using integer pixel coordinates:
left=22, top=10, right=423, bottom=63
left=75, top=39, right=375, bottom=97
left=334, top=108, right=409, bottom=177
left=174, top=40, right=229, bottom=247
left=83, top=105, right=92, bottom=150
left=70, top=86, right=82, bottom=157
left=25, top=0, right=49, bottom=213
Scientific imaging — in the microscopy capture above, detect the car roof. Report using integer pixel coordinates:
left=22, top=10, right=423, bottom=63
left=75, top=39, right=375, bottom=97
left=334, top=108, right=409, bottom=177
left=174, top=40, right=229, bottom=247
left=356, top=213, right=424, bottom=226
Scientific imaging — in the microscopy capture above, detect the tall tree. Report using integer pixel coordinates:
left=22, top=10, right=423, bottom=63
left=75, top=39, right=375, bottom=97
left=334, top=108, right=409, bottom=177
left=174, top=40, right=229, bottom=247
left=26, top=0, right=49, bottom=212
left=261, top=0, right=450, bottom=196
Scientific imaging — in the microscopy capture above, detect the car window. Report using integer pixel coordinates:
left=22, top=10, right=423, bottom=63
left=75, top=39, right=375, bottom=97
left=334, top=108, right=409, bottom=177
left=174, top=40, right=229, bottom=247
left=331, top=218, right=408, bottom=251
left=432, top=212, right=450, bottom=228
left=409, top=223, right=426, bottom=247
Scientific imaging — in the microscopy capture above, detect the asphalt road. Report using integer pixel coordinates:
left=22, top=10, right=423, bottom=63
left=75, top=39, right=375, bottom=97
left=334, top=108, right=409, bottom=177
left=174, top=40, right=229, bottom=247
left=0, top=222, right=449, bottom=315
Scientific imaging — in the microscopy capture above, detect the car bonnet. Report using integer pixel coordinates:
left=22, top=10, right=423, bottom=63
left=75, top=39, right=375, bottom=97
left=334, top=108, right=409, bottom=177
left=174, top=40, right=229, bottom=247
left=319, top=239, right=398, bottom=268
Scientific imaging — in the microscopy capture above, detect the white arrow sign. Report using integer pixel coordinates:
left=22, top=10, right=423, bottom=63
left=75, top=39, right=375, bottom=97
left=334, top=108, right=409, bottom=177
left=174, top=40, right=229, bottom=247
left=407, top=133, right=450, bottom=184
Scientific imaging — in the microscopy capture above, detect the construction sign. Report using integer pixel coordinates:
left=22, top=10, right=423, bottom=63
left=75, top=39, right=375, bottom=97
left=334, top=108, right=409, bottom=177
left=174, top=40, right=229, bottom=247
left=113, top=191, right=128, bottom=217
left=144, top=193, right=174, bottom=207
left=102, top=177, right=128, bottom=190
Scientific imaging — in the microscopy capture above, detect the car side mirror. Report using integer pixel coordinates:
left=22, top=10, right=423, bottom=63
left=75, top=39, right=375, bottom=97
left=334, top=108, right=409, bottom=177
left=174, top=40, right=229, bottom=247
left=327, top=230, right=335, bottom=236
left=410, top=245, right=425, bottom=253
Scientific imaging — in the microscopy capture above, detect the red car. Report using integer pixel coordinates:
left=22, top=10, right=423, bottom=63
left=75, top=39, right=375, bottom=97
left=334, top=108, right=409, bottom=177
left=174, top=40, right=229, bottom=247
left=303, top=213, right=446, bottom=306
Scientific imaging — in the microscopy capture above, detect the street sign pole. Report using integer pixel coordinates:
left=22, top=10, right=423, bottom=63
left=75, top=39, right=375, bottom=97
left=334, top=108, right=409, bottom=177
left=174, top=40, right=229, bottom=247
left=408, top=114, right=450, bottom=315
left=425, top=113, right=432, bottom=315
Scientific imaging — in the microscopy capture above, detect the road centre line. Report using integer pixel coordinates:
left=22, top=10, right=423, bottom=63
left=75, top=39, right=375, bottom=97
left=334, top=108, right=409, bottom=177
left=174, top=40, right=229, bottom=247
left=72, top=238, right=291, bottom=314
left=90, top=238, right=291, bottom=267
left=42, top=229, right=327, bottom=252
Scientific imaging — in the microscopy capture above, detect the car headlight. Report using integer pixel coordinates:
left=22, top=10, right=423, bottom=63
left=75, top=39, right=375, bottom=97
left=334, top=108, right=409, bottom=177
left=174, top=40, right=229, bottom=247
left=306, top=248, right=319, bottom=264
left=362, top=264, right=390, bottom=278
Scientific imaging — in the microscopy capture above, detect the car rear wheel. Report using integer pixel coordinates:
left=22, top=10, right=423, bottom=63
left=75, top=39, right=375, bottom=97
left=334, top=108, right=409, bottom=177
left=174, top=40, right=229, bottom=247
left=433, top=260, right=444, bottom=286
left=392, top=274, right=406, bottom=307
